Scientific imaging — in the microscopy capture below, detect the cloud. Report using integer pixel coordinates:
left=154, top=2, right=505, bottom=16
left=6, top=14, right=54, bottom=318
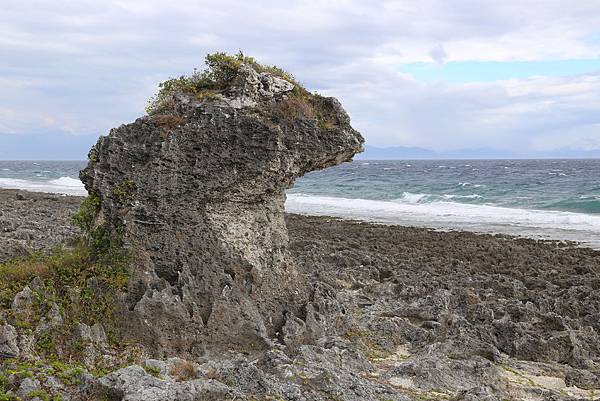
left=1, top=0, right=600, bottom=158
left=320, top=60, right=600, bottom=153
left=429, top=44, right=447, bottom=65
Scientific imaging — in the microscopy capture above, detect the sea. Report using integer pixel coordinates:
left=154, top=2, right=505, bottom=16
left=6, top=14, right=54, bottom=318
left=1, top=159, right=600, bottom=249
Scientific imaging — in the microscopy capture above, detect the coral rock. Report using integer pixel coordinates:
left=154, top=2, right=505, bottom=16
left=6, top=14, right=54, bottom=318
left=80, top=62, right=364, bottom=355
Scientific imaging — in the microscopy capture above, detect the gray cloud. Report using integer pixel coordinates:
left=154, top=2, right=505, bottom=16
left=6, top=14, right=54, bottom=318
left=429, top=44, right=447, bottom=64
left=1, top=0, right=600, bottom=158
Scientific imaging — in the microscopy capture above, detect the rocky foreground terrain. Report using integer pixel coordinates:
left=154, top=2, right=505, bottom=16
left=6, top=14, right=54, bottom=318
left=2, top=54, right=600, bottom=400
left=0, top=189, right=80, bottom=263
left=2, top=189, right=600, bottom=400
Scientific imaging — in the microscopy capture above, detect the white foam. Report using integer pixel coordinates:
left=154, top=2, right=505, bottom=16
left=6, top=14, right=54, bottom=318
left=396, top=192, right=429, bottom=204
left=443, top=194, right=482, bottom=199
left=0, top=177, right=87, bottom=196
left=395, top=192, right=482, bottom=204
left=458, top=182, right=485, bottom=188
left=286, top=194, right=600, bottom=248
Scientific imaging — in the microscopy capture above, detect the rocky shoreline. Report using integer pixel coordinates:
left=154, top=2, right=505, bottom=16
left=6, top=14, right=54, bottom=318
left=0, top=189, right=81, bottom=263
left=2, top=55, right=600, bottom=401
left=2, top=188, right=600, bottom=400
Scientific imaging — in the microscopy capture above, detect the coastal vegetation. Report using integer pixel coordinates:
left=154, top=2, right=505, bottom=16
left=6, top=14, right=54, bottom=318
left=0, top=194, right=130, bottom=400
left=145, top=51, right=342, bottom=136
left=145, top=51, right=304, bottom=115
left=0, top=195, right=128, bottom=310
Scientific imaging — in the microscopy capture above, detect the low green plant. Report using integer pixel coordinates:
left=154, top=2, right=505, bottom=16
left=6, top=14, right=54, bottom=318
left=27, top=390, right=50, bottom=401
left=112, top=180, right=136, bottom=204
left=143, top=364, right=162, bottom=379
left=59, top=367, right=83, bottom=386
left=145, top=51, right=303, bottom=115
left=72, top=194, right=100, bottom=233
left=0, top=393, right=18, bottom=401
left=0, top=194, right=130, bottom=368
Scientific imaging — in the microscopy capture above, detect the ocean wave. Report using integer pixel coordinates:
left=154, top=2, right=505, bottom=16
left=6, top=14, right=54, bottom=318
left=286, top=193, right=600, bottom=248
left=458, top=182, right=485, bottom=188
left=443, top=194, right=482, bottom=200
left=0, top=176, right=87, bottom=196
left=392, top=192, right=482, bottom=204
left=542, top=198, right=600, bottom=214
left=396, top=192, right=429, bottom=204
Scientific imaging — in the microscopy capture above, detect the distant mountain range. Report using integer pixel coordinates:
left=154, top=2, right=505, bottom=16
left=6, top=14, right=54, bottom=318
left=2, top=134, right=600, bottom=161
left=356, top=145, right=600, bottom=160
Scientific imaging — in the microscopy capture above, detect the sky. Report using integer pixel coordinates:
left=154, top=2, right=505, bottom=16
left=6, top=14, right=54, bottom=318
left=1, top=0, right=600, bottom=159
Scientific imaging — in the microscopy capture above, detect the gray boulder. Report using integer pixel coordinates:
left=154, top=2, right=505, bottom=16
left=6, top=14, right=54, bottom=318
left=12, top=286, right=35, bottom=315
left=16, top=377, right=41, bottom=399
left=88, top=365, right=240, bottom=401
left=0, top=324, right=19, bottom=358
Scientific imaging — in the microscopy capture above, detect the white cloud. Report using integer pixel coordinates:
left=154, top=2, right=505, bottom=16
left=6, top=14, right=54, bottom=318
left=1, top=0, right=600, bottom=156
left=318, top=61, right=600, bottom=152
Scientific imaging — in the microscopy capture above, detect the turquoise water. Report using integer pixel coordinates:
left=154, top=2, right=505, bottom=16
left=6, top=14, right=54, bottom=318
left=1, top=159, right=599, bottom=247
left=287, top=159, right=600, bottom=248
left=290, top=159, right=600, bottom=214
left=0, top=161, right=85, bottom=195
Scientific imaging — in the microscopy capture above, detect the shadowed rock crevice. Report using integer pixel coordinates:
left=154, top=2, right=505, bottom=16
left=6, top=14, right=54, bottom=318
left=80, top=59, right=364, bottom=356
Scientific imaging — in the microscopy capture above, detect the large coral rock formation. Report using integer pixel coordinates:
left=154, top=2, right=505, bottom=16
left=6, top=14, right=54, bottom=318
left=80, top=63, right=364, bottom=355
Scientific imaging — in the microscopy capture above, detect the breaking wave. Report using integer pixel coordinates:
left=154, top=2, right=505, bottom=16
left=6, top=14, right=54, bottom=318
left=0, top=176, right=87, bottom=196
left=285, top=193, right=600, bottom=249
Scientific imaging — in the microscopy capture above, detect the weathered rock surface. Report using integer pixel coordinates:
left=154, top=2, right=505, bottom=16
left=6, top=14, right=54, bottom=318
left=88, top=365, right=240, bottom=401
left=79, top=63, right=364, bottom=355
left=4, top=57, right=600, bottom=401
left=2, top=191, right=600, bottom=400
left=0, top=324, right=19, bottom=358
left=0, top=189, right=80, bottom=262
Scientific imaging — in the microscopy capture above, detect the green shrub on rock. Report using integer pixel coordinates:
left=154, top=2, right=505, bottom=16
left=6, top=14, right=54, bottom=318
left=0, top=193, right=130, bottom=369
left=145, top=51, right=302, bottom=115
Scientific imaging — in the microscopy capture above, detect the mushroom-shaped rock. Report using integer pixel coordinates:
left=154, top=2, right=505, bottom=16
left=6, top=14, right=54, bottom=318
left=80, top=56, right=364, bottom=355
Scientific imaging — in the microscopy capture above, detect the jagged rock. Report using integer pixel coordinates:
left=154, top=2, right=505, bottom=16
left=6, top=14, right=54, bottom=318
left=6, top=190, right=600, bottom=400
left=72, top=323, right=109, bottom=367
left=382, top=350, right=502, bottom=394
left=0, top=190, right=81, bottom=263
left=29, top=276, right=45, bottom=293
left=1, top=239, right=29, bottom=262
left=80, top=61, right=364, bottom=355
left=281, top=313, right=308, bottom=351
left=17, top=377, right=41, bottom=399
left=35, top=302, right=64, bottom=333
left=565, top=368, right=600, bottom=389
left=17, top=333, right=35, bottom=359
left=453, top=386, right=501, bottom=401
left=87, top=365, right=241, bottom=401
left=12, top=286, right=35, bottom=314
left=73, top=323, right=108, bottom=346
left=0, top=324, right=19, bottom=358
